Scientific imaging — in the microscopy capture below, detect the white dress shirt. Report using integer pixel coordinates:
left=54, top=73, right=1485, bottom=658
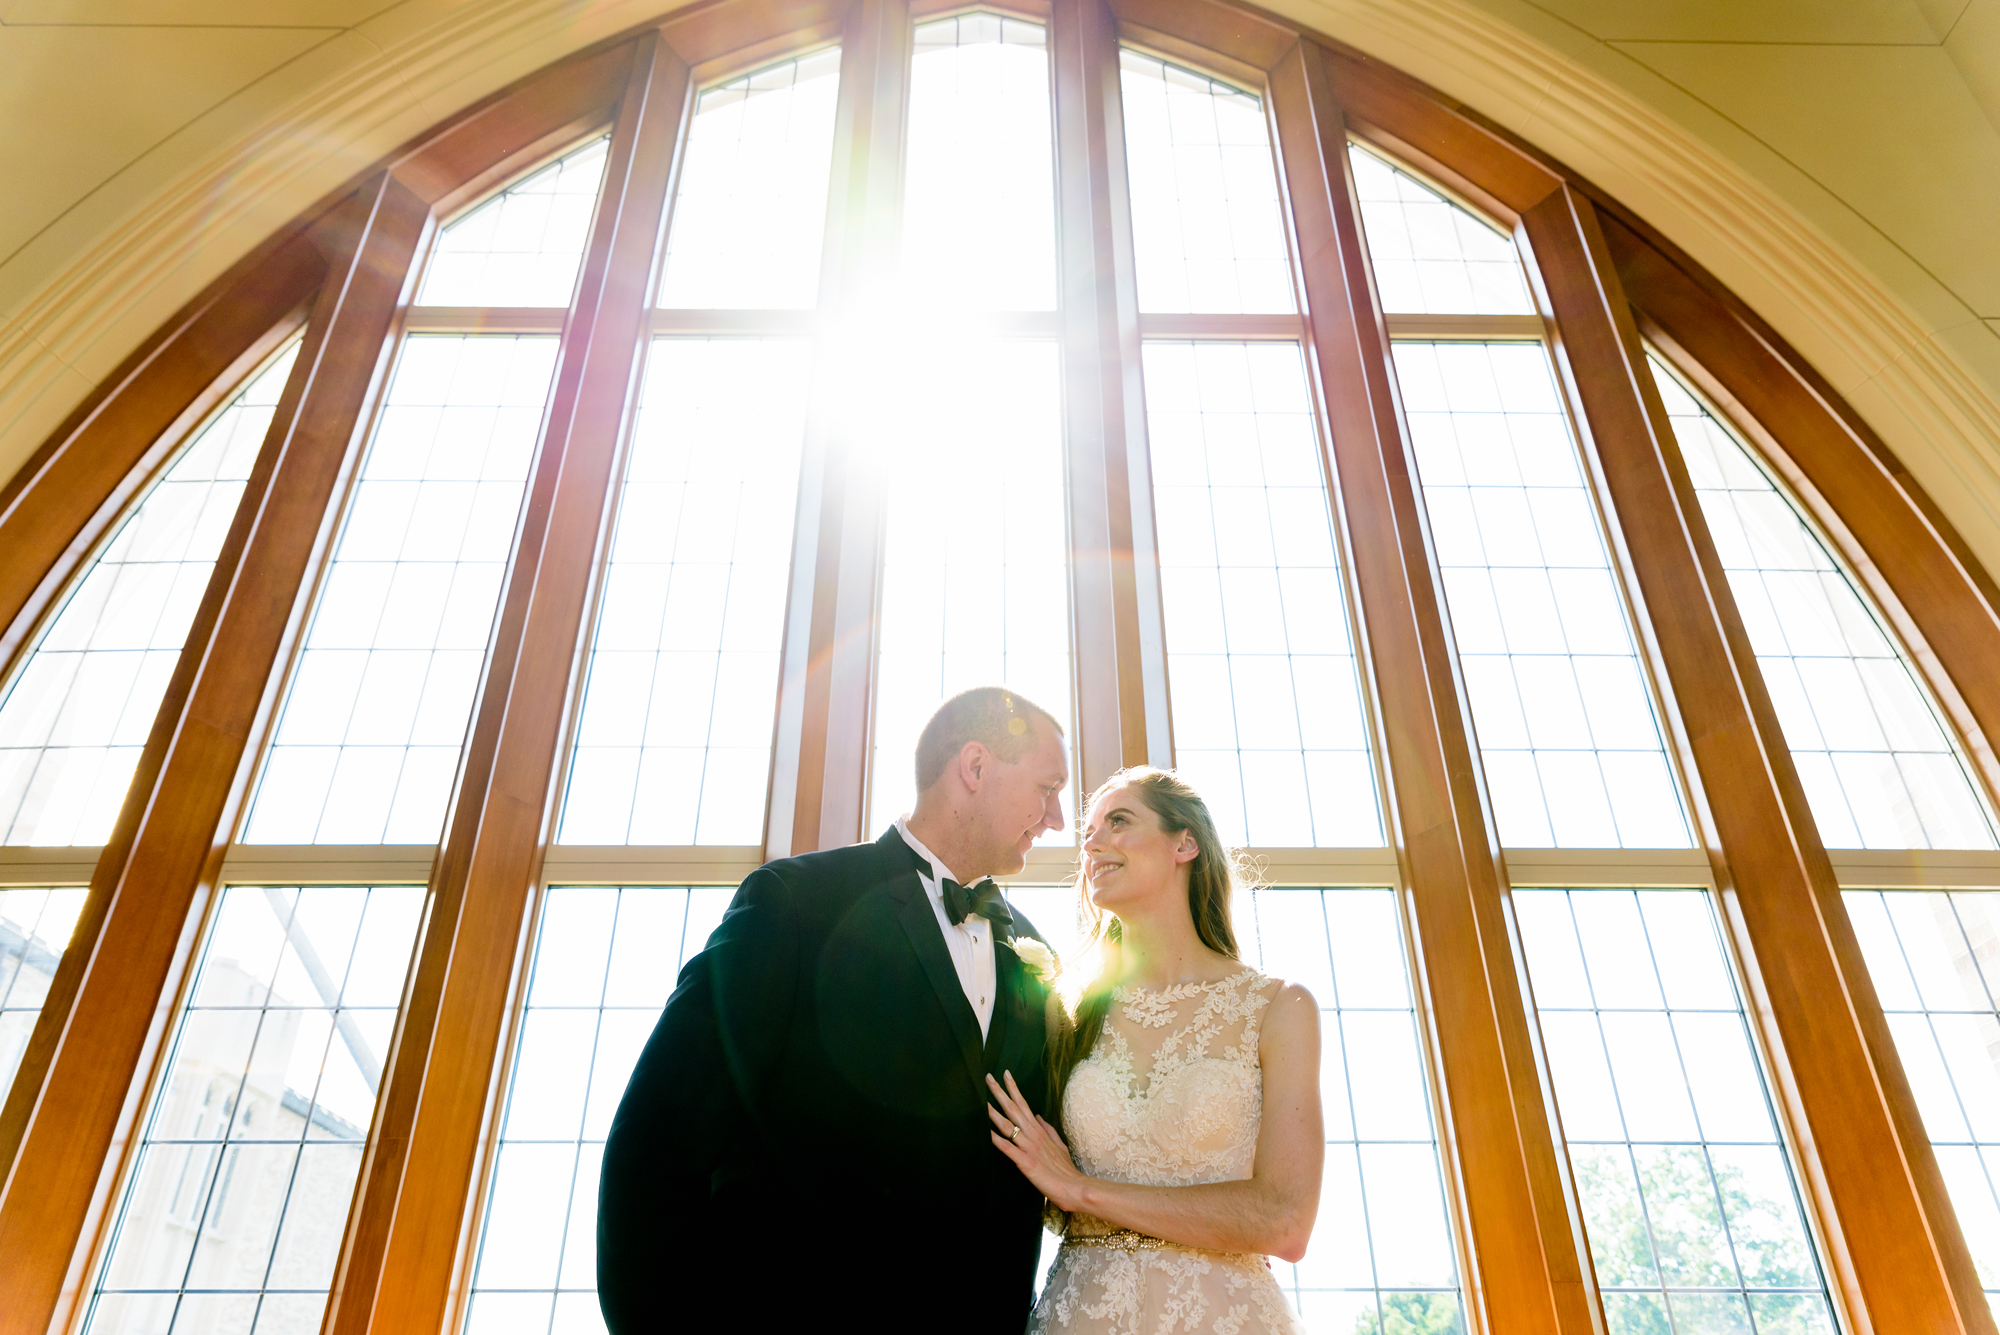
left=896, top=816, right=998, bottom=1039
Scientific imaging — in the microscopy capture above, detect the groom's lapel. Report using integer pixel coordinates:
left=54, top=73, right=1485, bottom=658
left=889, top=869, right=986, bottom=1097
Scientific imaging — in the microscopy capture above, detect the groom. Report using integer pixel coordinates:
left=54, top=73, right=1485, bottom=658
left=598, top=686, right=1069, bottom=1332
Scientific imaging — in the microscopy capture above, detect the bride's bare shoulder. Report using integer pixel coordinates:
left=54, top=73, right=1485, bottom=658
left=1251, top=977, right=1320, bottom=1052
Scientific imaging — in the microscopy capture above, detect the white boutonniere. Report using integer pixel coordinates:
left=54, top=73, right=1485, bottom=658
left=1004, top=936, right=1059, bottom=984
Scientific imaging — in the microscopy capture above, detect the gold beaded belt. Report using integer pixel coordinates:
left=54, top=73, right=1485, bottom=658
left=1062, top=1226, right=1170, bottom=1254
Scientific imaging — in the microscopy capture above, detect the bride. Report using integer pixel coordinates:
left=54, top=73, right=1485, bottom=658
left=986, top=766, right=1323, bottom=1334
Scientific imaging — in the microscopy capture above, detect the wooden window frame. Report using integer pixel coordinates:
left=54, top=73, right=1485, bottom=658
left=0, top=1, right=1993, bottom=1334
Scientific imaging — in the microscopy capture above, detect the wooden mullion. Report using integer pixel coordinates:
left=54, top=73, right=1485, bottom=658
left=769, top=0, right=912, bottom=855
left=322, top=36, right=690, bottom=1335
left=1520, top=181, right=1997, bottom=1335
left=1051, top=0, right=1171, bottom=789
left=0, top=171, right=430, bottom=1335
left=1269, top=38, right=1596, bottom=1335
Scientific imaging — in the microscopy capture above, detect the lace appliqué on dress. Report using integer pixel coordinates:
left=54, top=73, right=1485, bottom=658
left=1029, top=970, right=1301, bottom=1335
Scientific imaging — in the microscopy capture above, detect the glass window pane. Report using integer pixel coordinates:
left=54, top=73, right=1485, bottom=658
left=1398, top=340, right=1691, bottom=848
left=656, top=49, right=842, bottom=310
left=1145, top=340, right=1382, bottom=848
left=1653, top=359, right=1997, bottom=850
left=84, top=884, right=423, bottom=1335
left=1516, top=888, right=1838, bottom=1325
left=1248, top=888, right=1467, bottom=1325
left=469, top=885, right=723, bottom=1327
left=0, top=345, right=297, bottom=846
left=901, top=14, right=1055, bottom=311
left=1119, top=50, right=1294, bottom=315
left=416, top=138, right=609, bottom=308
left=1843, top=889, right=2000, bottom=1314
left=867, top=339, right=1074, bottom=840
left=0, top=885, right=88, bottom=1104
left=1348, top=144, right=1533, bottom=316
left=245, top=335, right=559, bottom=845
left=557, top=339, right=810, bottom=846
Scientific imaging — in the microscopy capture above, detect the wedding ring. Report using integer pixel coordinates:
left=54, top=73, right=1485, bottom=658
left=1008, top=1123, right=1022, bottom=1143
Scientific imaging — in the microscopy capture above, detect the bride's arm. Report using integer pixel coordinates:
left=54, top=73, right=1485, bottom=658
left=987, top=982, right=1324, bottom=1263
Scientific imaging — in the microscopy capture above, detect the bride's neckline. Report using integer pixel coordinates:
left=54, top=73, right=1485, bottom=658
left=1113, top=965, right=1260, bottom=999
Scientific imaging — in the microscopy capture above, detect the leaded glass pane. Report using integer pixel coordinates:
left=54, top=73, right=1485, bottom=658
left=868, top=340, right=1073, bottom=839
left=1516, top=888, right=1837, bottom=1333
left=85, top=884, right=423, bottom=1335
left=558, top=339, right=809, bottom=846
left=1652, top=361, right=1996, bottom=850
left=1397, top=340, right=1691, bottom=848
left=901, top=13, right=1056, bottom=311
left=656, top=49, right=842, bottom=310
left=1253, top=888, right=1467, bottom=1332
left=416, top=138, right=609, bottom=308
left=1144, top=340, right=1381, bottom=848
left=1119, top=50, right=1293, bottom=315
left=0, top=884, right=87, bottom=1104
left=0, top=346, right=297, bottom=846
left=245, top=335, right=559, bottom=845
left=1347, top=145, right=1533, bottom=316
left=1844, top=889, right=2000, bottom=1315
left=464, top=884, right=732, bottom=1333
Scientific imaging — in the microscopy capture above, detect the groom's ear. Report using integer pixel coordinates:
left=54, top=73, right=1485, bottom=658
left=957, top=740, right=991, bottom=790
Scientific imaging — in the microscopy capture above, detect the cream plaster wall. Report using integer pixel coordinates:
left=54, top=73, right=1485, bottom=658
left=2, top=0, right=1999, bottom=580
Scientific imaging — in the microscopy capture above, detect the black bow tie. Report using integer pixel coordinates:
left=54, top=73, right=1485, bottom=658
left=940, top=877, right=1013, bottom=941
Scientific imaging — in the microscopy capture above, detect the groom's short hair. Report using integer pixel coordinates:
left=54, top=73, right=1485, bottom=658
left=914, top=686, right=1064, bottom=791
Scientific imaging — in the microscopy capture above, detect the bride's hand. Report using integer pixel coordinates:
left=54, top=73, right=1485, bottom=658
left=987, top=1071, right=1089, bottom=1213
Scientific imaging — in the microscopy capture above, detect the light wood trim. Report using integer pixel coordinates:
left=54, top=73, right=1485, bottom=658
left=0, top=171, right=431, bottom=1335
left=217, top=845, right=441, bottom=885
left=0, top=849, right=100, bottom=886
left=322, top=37, right=690, bottom=1335
left=1522, top=181, right=1998, bottom=1335
left=1053, top=0, right=1172, bottom=789
left=402, top=306, right=570, bottom=333
left=1270, top=39, right=1596, bottom=1335
left=1136, top=311, right=1300, bottom=339
left=1605, top=217, right=2000, bottom=822
left=1383, top=312, right=1545, bottom=341
left=769, top=0, right=912, bottom=856
left=648, top=307, right=821, bottom=335
left=0, top=241, right=318, bottom=690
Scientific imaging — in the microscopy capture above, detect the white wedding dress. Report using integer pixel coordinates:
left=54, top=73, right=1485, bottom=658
left=1030, top=968, right=1304, bottom=1335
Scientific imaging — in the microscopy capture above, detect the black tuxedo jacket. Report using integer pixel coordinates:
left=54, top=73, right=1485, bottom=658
left=597, top=828, right=1053, bottom=1332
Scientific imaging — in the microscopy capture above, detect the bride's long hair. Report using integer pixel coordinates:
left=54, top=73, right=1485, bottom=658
left=1045, top=766, right=1253, bottom=1105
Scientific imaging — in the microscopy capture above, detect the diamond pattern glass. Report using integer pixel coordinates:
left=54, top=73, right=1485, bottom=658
left=244, top=335, right=559, bottom=845
left=0, top=345, right=297, bottom=846
left=416, top=137, right=609, bottom=308
left=84, top=884, right=423, bottom=1335
left=657, top=49, right=842, bottom=310
left=464, top=884, right=734, bottom=1334
left=901, top=13, right=1056, bottom=311
left=1348, top=145, right=1533, bottom=316
left=1653, top=361, right=1996, bottom=850
left=1256, top=888, right=1467, bottom=1334
left=1397, top=340, right=1691, bottom=848
left=1516, top=888, right=1838, bottom=1335
left=0, top=885, right=87, bottom=1104
left=868, top=340, right=1073, bottom=839
left=558, top=340, right=810, bottom=846
left=1119, top=50, right=1293, bottom=314
left=1144, top=340, right=1381, bottom=848
left=1843, top=889, right=2000, bottom=1316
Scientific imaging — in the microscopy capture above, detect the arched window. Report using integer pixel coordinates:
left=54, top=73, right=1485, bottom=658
left=3, top=4, right=1996, bottom=1335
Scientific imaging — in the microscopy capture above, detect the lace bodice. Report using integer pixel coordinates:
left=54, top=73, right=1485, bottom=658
left=1031, top=968, right=1300, bottom=1335
left=1062, top=968, right=1275, bottom=1190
